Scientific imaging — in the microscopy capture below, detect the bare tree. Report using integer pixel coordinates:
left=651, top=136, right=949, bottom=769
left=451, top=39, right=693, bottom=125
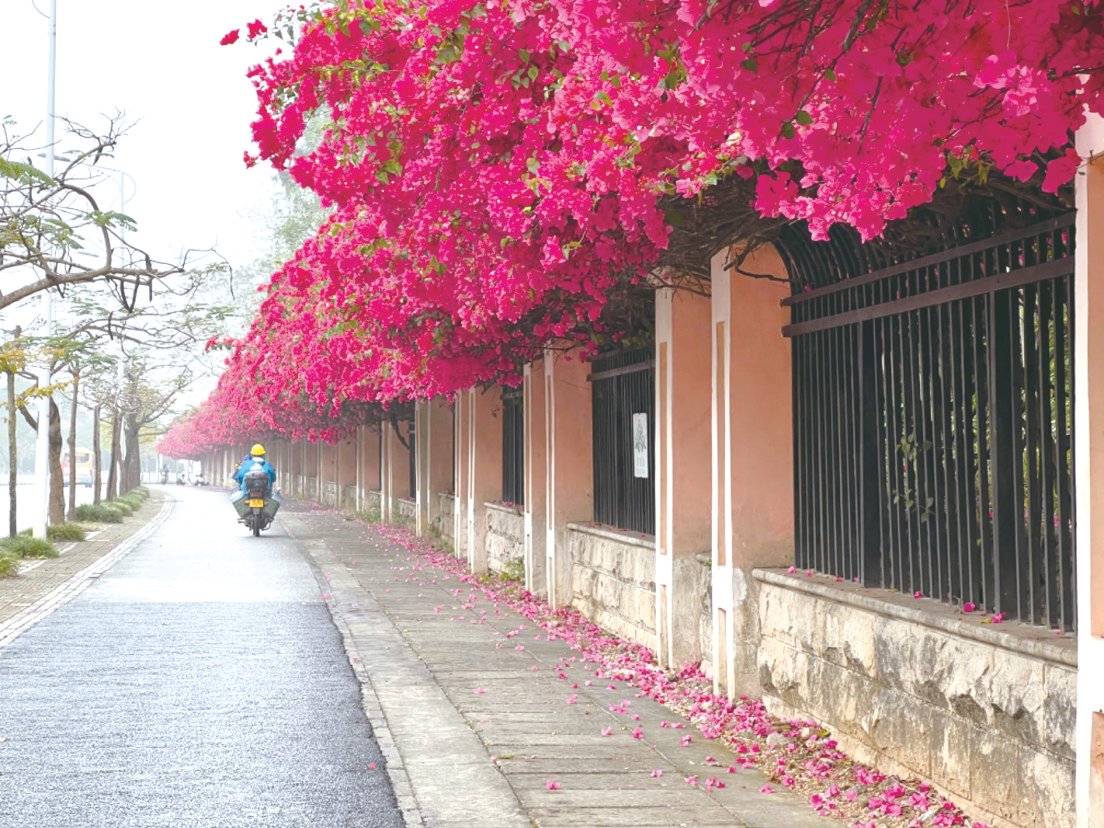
left=1, top=117, right=191, bottom=313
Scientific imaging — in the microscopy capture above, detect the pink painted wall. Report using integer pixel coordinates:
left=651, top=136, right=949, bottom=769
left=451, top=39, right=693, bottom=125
left=727, top=247, right=794, bottom=564
left=546, top=352, right=593, bottom=607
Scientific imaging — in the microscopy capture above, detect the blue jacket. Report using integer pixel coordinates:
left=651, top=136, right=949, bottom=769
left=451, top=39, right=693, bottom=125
left=233, top=456, right=276, bottom=491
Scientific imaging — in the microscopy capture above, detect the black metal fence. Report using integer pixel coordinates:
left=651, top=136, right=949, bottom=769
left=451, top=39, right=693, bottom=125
left=589, top=345, right=655, bottom=535
left=785, top=211, right=1076, bottom=630
left=502, top=387, right=525, bottom=506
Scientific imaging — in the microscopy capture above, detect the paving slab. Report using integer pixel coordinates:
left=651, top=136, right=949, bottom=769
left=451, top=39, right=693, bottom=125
left=281, top=502, right=839, bottom=828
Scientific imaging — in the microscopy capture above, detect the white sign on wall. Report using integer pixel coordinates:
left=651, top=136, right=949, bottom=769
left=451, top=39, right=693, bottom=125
left=632, top=412, right=649, bottom=478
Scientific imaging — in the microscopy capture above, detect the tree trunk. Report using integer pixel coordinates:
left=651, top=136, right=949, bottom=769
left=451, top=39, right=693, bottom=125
left=106, top=409, right=121, bottom=501
left=92, top=403, right=102, bottom=505
left=123, top=412, right=141, bottom=492
left=48, top=397, right=64, bottom=525
left=7, top=368, right=16, bottom=538
left=67, top=371, right=79, bottom=522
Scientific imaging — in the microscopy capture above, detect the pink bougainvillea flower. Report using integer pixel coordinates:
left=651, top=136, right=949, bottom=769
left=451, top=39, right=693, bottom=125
left=963, top=602, right=976, bottom=613
left=913, top=591, right=923, bottom=599
left=219, top=29, right=239, bottom=45
left=651, top=769, right=663, bottom=777
left=760, top=785, right=774, bottom=794
left=473, top=688, right=486, bottom=695
left=545, top=780, right=560, bottom=790
left=685, top=776, right=699, bottom=786
left=601, top=727, right=613, bottom=736
left=246, top=19, right=267, bottom=39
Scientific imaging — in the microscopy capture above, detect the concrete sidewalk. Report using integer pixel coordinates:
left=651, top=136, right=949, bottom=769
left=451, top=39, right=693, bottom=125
left=0, top=488, right=173, bottom=647
left=281, top=502, right=837, bottom=828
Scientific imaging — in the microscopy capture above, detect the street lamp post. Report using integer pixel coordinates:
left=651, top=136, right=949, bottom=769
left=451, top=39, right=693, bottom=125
left=31, top=0, right=58, bottom=539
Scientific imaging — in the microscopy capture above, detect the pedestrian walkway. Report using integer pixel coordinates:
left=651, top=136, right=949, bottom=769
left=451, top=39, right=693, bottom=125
left=280, top=502, right=838, bottom=828
left=0, top=489, right=172, bottom=646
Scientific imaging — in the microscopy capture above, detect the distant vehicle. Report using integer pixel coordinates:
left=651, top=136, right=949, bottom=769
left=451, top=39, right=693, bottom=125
left=61, top=447, right=94, bottom=488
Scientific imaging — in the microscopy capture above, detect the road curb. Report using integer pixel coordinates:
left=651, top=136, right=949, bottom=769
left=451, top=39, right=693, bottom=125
left=0, top=493, right=176, bottom=649
left=281, top=511, right=435, bottom=828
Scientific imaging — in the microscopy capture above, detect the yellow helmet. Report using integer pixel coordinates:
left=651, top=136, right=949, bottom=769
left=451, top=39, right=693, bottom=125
left=251, top=443, right=266, bottom=457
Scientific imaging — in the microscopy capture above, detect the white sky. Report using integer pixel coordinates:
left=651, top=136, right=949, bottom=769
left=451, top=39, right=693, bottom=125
left=1, top=0, right=290, bottom=272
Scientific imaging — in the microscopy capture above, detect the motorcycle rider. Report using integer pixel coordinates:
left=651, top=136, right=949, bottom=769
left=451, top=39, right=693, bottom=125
left=232, top=444, right=276, bottom=492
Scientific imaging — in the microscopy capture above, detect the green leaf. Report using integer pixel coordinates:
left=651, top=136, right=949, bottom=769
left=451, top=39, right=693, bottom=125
left=823, top=68, right=837, bottom=81
left=781, top=121, right=796, bottom=140
left=0, top=158, right=54, bottom=186
left=796, top=110, right=813, bottom=126
left=740, top=57, right=757, bottom=72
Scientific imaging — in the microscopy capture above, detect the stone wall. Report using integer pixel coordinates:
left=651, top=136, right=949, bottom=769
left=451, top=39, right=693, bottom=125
left=395, top=498, right=416, bottom=532
left=567, top=523, right=656, bottom=651
left=485, top=503, right=525, bottom=577
left=321, top=481, right=338, bottom=508
left=357, top=489, right=382, bottom=521
left=340, top=484, right=357, bottom=511
left=755, top=569, right=1076, bottom=828
left=295, top=475, right=317, bottom=502
left=695, top=554, right=713, bottom=680
left=436, top=493, right=456, bottom=544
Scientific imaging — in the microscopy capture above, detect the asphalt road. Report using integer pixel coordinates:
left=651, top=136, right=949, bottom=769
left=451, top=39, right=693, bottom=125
left=0, top=485, right=403, bottom=828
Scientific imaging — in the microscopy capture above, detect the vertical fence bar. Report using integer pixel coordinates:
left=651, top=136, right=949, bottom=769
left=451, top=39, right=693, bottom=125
left=1022, top=284, right=1043, bottom=624
left=1055, top=274, right=1074, bottom=630
left=1038, top=280, right=1059, bottom=628
left=989, top=289, right=1019, bottom=616
left=859, top=320, right=883, bottom=585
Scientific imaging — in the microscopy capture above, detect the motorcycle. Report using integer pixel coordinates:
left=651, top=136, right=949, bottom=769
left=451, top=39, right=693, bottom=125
left=193, top=472, right=208, bottom=487
left=230, top=464, right=282, bottom=537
